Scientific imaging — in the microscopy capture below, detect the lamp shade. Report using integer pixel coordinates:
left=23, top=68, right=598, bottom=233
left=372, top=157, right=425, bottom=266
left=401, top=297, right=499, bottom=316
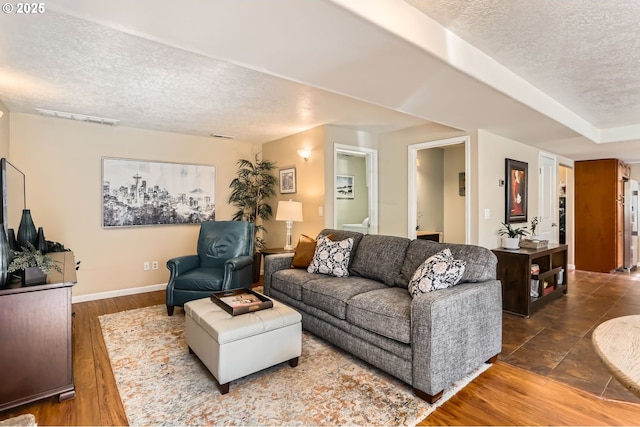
left=276, top=200, right=303, bottom=222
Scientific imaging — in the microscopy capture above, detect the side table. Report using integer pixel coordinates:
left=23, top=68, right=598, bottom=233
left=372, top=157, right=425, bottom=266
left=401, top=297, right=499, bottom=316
left=260, top=247, right=293, bottom=264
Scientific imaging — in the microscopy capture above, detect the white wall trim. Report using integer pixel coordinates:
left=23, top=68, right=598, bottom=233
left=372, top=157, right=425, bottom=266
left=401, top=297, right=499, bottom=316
left=408, top=135, right=471, bottom=241
left=72, top=283, right=166, bottom=304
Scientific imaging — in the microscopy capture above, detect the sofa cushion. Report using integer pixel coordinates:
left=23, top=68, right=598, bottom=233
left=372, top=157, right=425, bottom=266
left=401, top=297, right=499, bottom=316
left=396, top=239, right=497, bottom=287
left=346, top=287, right=412, bottom=344
left=271, top=268, right=320, bottom=301
left=350, top=234, right=410, bottom=287
left=307, top=236, right=354, bottom=277
left=291, top=234, right=334, bottom=269
left=408, top=249, right=466, bottom=297
left=302, top=277, right=387, bottom=319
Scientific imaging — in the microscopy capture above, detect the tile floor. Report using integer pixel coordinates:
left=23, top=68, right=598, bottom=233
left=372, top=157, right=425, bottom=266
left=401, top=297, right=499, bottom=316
left=500, top=268, right=640, bottom=403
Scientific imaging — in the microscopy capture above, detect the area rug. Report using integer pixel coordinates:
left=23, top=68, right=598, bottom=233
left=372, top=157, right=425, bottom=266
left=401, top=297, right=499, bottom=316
left=0, top=414, right=36, bottom=426
left=99, top=305, right=490, bottom=426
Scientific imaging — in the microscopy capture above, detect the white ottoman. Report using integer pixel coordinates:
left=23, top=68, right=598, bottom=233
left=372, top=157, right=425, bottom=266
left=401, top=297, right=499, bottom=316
left=184, top=296, right=302, bottom=394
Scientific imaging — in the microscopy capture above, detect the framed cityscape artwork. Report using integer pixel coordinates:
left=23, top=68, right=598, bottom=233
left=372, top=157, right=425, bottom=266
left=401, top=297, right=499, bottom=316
left=102, top=158, right=216, bottom=227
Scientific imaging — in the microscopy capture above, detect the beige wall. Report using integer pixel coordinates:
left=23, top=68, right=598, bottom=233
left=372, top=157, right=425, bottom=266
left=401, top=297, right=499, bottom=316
left=443, top=144, right=466, bottom=243
left=10, top=113, right=254, bottom=297
left=378, top=123, right=469, bottom=237
left=416, top=148, right=444, bottom=232
left=262, top=126, right=326, bottom=247
left=0, top=101, right=9, bottom=158
left=476, top=129, right=540, bottom=249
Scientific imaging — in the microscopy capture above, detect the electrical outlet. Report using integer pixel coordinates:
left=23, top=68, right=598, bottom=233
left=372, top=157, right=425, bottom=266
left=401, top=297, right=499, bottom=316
left=152, top=261, right=158, bottom=270
left=143, top=261, right=150, bottom=271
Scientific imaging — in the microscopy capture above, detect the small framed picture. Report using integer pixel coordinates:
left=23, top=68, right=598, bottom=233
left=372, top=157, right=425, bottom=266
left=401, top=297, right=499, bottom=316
left=336, top=175, right=354, bottom=199
left=279, top=167, right=296, bottom=194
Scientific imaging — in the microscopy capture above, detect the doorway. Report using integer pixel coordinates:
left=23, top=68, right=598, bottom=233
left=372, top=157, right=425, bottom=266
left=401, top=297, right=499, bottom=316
left=407, top=136, right=470, bottom=242
left=538, top=152, right=558, bottom=243
left=333, top=144, right=378, bottom=234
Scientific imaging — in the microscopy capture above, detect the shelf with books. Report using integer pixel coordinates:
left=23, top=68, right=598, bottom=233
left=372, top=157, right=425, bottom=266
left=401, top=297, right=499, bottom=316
left=493, top=244, right=569, bottom=317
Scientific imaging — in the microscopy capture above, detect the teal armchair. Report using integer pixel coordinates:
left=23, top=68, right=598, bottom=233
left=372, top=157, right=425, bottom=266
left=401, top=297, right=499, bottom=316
left=166, top=221, right=255, bottom=315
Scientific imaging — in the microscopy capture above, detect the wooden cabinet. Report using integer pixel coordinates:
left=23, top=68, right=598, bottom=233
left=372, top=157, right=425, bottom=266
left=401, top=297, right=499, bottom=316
left=575, top=159, right=628, bottom=272
left=492, top=244, right=568, bottom=317
left=0, top=251, right=76, bottom=411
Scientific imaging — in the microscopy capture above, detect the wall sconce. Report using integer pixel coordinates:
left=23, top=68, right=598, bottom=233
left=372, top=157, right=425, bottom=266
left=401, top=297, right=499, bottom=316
left=297, top=149, right=311, bottom=161
left=0, top=111, right=4, bottom=119
left=276, top=199, right=303, bottom=250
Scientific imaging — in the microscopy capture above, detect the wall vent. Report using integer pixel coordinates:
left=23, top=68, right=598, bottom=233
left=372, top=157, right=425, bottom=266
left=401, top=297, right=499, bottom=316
left=210, top=133, right=234, bottom=139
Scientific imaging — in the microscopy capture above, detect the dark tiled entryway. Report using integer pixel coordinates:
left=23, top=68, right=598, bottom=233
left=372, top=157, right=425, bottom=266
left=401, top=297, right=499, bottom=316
left=500, top=268, right=640, bottom=403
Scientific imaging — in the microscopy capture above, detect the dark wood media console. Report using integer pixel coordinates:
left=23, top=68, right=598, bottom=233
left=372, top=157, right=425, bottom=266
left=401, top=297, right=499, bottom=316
left=0, top=251, right=77, bottom=411
left=492, top=244, right=568, bottom=317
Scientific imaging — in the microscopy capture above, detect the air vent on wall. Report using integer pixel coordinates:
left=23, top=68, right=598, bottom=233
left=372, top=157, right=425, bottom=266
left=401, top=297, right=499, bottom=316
left=36, top=108, right=119, bottom=126
left=210, top=133, right=234, bottom=139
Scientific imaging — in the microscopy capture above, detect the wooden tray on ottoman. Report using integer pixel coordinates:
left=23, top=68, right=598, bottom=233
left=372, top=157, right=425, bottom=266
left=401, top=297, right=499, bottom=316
left=210, top=288, right=273, bottom=316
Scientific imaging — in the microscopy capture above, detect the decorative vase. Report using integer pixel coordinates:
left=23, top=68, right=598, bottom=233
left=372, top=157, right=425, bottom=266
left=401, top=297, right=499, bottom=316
left=502, top=237, right=520, bottom=249
left=37, top=227, right=47, bottom=253
left=0, top=227, right=10, bottom=287
left=21, top=266, right=46, bottom=286
left=17, top=209, right=37, bottom=248
left=6, top=228, right=17, bottom=251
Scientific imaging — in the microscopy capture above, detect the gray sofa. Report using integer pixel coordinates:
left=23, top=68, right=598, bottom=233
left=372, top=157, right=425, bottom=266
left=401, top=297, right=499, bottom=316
left=263, top=229, right=502, bottom=403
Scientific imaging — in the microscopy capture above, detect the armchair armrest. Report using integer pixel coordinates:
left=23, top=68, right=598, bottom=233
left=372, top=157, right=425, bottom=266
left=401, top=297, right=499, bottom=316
left=410, top=280, right=502, bottom=396
left=222, top=255, right=254, bottom=290
left=263, top=253, right=295, bottom=294
left=166, top=255, right=200, bottom=278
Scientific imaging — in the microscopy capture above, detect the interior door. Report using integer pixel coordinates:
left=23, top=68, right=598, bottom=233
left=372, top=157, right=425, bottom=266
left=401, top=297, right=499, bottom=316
left=538, top=153, right=557, bottom=243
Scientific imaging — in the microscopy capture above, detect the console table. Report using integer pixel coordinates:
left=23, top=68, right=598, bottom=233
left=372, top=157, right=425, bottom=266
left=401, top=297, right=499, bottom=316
left=492, top=244, right=568, bottom=317
left=0, top=251, right=77, bottom=411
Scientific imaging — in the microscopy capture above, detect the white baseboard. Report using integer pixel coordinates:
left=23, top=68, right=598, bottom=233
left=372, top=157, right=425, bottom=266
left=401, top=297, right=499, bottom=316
left=72, top=283, right=166, bottom=304
left=567, top=264, right=576, bottom=271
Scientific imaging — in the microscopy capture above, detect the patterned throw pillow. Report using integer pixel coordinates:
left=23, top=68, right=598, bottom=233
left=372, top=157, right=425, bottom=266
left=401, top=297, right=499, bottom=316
left=408, top=248, right=466, bottom=297
left=307, top=235, right=354, bottom=277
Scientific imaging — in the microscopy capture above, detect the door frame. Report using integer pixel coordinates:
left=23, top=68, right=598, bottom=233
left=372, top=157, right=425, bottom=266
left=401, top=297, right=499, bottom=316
left=407, top=135, right=471, bottom=241
left=333, top=144, right=378, bottom=234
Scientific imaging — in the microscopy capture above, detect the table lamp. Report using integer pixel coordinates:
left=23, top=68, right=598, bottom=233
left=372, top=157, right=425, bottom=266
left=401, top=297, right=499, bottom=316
left=276, top=199, right=303, bottom=250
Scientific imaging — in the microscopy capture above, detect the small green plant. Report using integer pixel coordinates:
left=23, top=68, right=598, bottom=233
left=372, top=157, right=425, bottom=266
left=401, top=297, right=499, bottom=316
left=7, top=243, right=62, bottom=275
left=530, top=217, right=539, bottom=235
left=498, top=222, right=529, bottom=238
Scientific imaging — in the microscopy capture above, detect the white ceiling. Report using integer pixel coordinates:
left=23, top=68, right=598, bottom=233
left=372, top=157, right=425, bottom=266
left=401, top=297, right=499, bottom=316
left=1, top=0, right=639, bottom=162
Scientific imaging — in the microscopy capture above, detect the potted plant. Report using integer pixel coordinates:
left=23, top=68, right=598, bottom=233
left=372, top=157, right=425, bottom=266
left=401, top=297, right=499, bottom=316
left=530, top=216, right=541, bottom=240
left=228, top=155, right=277, bottom=281
left=498, top=222, right=528, bottom=249
left=8, top=243, right=62, bottom=285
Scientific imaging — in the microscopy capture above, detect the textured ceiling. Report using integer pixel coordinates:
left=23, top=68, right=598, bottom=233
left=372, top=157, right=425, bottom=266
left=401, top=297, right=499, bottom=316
left=1, top=0, right=640, bottom=162
left=405, top=0, right=640, bottom=129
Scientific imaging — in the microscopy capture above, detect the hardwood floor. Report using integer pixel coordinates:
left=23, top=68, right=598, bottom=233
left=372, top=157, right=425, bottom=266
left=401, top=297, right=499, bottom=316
left=1, top=276, right=639, bottom=426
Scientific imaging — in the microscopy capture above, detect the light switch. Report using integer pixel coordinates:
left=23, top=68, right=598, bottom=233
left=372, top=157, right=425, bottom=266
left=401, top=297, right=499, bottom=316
left=318, top=206, right=323, bottom=217
left=484, top=208, right=491, bottom=219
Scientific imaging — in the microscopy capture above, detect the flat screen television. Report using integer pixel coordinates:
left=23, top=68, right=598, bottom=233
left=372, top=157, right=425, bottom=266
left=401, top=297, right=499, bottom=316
left=0, top=158, right=26, bottom=238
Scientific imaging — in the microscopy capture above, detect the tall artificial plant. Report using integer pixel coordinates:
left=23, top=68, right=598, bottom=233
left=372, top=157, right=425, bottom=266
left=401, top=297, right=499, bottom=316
left=228, top=155, right=277, bottom=249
